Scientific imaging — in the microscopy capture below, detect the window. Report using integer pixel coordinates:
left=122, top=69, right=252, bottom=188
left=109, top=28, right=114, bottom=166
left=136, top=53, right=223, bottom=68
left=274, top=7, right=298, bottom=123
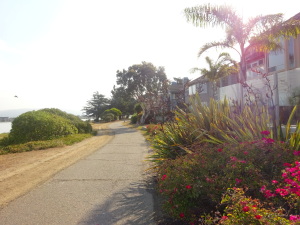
left=221, top=76, right=229, bottom=87
left=189, top=84, right=196, bottom=95
left=288, top=38, right=295, bottom=68
left=268, top=39, right=285, bottom=72
left=246, top=59, right=265, bottom=80
left=197, top=83, right=207, bottom=93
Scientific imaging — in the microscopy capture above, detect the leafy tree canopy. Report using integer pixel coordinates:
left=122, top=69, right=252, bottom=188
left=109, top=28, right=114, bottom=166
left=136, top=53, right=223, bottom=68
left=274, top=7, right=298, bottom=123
left=115, top=61, right=169, bottom=124
left=82, top=92, right=110, bottom=122
left=110, top=86, right=136, bottom=117
left=103, top=108, right=122, bottom=120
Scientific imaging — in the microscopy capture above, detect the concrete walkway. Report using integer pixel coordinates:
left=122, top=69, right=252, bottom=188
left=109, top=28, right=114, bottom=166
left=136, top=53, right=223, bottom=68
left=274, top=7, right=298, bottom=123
left=0, top=122, right=156, bottom=225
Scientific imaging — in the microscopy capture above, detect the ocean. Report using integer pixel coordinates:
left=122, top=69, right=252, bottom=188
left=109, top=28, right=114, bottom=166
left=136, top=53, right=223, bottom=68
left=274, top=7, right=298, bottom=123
left=0, top=122, right=12, bottom=133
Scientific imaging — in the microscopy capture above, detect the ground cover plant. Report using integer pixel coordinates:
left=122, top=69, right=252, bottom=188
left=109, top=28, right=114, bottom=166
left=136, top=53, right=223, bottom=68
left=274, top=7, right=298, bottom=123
left=0, top=133, right=92, bottom=155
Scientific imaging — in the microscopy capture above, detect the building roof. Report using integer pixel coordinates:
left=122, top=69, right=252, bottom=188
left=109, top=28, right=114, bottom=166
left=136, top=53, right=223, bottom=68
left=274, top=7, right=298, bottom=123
left=187, top=76, right=208, bottom=86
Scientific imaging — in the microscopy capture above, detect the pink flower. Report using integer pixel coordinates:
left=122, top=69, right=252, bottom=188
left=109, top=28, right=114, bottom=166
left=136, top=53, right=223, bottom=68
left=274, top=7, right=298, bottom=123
left=293, top=151, right=300, bottom=156
left=283, top=163, right=292, bottom=167
left=262, top=138, right=275, bottom=144
left=260, top=130, right=270, bottom=135
left=255, top=215, right=262, bottom=219
left=264, top=190, right=276, bottom=198
left=272, top=180, right=279, bottom=184
left=282, top=172, right=288, bottom=178
left=235, top=178, right=242, bottom=184
left=230, top=156, right=237, bottom=162
left=161, top=175, right=167, bottom=181
left=179, top=213, right=185, bottom=218
left=217, top=148, right=223, bottom=152
left=276, top=188, right=289, bottom=196
left=290, top=215, right=300, bottom=221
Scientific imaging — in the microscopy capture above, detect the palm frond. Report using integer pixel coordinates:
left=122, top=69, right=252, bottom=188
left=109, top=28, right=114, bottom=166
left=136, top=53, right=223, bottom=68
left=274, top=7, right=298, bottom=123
left=190, top=67, right=201, bottom=74
left=198, top=41, right=239, bottom=57
left=184, top=4, right=241, bottom=29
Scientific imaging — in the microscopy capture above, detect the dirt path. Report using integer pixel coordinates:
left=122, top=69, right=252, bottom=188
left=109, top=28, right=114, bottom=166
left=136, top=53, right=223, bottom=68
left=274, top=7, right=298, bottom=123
left=0, top=123, right=114, bottom=208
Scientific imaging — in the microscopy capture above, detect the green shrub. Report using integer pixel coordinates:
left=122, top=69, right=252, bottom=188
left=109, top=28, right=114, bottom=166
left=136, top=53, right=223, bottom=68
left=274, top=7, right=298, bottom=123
left=40, top=108, right=92, bottom=133
left=104, top=108, right=122, bottom=120
left=102, top=113, right=115, bottom=122
left=131, top=113, right=138, bottom=124
left=8, top=110, right=78, bottom=144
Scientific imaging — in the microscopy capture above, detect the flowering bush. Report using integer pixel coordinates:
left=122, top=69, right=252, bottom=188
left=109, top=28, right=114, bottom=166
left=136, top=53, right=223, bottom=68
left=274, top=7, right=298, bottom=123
left=156, top=137, right=297, bottom=223
left=260, top=161, right=300, bottom=216
left=212, top=188, right=292, bottom=225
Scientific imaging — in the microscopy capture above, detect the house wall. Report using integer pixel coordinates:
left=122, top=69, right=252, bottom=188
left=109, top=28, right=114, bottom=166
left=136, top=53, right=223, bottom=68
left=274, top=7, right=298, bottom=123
left=219, top=83, right=242, bottom=103
left=220, top=67, right=300, bottom=106
left=219, top=34, right=300, bottom=106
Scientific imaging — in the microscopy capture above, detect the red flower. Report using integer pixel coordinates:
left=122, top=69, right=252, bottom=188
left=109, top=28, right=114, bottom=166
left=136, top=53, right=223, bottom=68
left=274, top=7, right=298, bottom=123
left=186, top=185, right=192, bottom=189
left=221, top=216, right=228, bottom=220
left=217, top=148, right=223, bottom=152
left=255, top=215, right=262, bottom=219
left=242, top=206, right=250, bottom=212
left=161, top=175, right=167, bottom=181
left=179, top=213, right=185, bottom=218
left=260, top=130, right=270, bottom=135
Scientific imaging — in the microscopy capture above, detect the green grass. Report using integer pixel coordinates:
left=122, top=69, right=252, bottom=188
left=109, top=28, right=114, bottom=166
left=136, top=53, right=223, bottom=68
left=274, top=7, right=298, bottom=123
left=0, top=133, right=9, bottom=140
left=0, top=133, right=93, bottom=155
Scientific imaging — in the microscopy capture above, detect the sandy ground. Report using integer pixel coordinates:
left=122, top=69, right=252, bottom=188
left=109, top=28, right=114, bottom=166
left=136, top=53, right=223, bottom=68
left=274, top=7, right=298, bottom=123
left=0, top=123, right=115, bottom=208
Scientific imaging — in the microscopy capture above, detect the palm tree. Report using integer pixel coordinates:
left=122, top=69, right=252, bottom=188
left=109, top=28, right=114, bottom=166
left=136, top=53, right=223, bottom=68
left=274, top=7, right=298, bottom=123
left=190, top=52, right=238, bottom=100
left=184, top=4, right=300, bottom=83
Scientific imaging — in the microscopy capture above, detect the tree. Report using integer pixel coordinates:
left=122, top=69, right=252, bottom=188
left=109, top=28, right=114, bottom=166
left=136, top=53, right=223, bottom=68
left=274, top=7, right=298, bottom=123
left=190, top=52, right=238, bottom=100
left=82, top=92, right=110, bottom=122
left=102, top=108, right=122, bottom=121
left=184, top=4, right=300, bottom=97
left=110, top=86, right=136, bottom=118
left=116, top=61, right=169, bottom=124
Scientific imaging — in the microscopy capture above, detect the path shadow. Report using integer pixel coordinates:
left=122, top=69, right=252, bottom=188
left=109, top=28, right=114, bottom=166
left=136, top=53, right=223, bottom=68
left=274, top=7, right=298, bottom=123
left=78, top=178, right=156, bottom=225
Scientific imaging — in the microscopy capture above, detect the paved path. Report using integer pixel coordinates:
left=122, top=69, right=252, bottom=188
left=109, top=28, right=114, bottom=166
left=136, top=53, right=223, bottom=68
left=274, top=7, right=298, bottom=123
left=0, top=122, right=156, bottom=225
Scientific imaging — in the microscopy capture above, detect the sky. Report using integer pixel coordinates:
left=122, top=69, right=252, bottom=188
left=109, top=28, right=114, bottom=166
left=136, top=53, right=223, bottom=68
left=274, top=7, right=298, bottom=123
left=0, top=0, right=299, bottom=116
